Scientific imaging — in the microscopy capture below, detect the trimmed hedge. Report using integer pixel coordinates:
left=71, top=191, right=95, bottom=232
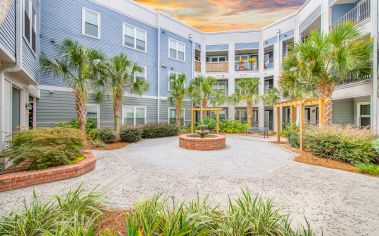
left=304, top=125, right=377, bottom=164
left=120, top=127, right=142, bottom=143
left=0, top=127, right=86, bottom=170
left=89, top=128, right=116, bottom=144
left=141, top=124, right=179, bottom=139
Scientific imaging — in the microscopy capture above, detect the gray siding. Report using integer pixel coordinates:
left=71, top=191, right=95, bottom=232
left=0, top=0, right=16, bottom=58
left=332, top=99, right=354, bottom=125
left=159, top=100, right=192, bottom=125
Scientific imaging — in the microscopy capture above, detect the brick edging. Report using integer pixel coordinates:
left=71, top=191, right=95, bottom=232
left=0, top=151, right=96, bottom=192
left=179, top=134, right=226, bottom=151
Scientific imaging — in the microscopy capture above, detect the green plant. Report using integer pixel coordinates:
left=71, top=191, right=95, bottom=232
left=89, top=128, right=116, bottom=144
left=59, top=118, right=97, bottom=134
left=201, top=117, right=216, bottom=130
left=0, top=127, right=86, bottom=170
left=141, top=124, right=179, bottom=138
left=303, top=125, right=377, bottom=164
left=281, top=123, right=299, bottom=137
left=220, top=119, right=248, bottom=133
left=288, top=132, right=300, bottom=148
left=0, top=185, right=103, bottom=235
left=168, top=73, right=187, bottom=128
left=355, top=163, right=379, bottom=175
left=89, top=139, right=106, bottom=148
left=120, top=127, right=142, bottom=143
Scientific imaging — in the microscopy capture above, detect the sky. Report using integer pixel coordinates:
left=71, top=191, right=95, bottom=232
left=135, top=0, right=306, bottom=32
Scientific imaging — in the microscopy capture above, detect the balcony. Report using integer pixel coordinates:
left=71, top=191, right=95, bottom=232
left=235, top=49, right=259, bottom=72
left=206, top=61, right=229, bottom=73
left=334, top=0, right=370, bottom=27
left=195, top=61, right=201, bottom=72
left=338, top=73, right=372, bottom=86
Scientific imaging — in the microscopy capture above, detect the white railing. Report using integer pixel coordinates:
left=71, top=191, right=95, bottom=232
left=334, top=0, right=370, bottom=26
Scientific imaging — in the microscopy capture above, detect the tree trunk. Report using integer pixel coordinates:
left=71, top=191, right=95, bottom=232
left=176, top=104, right=181, bottom=128
left=75, top=89, right=87, bottom=132
left=246, top=100, right=253, bottom=127
left=201, top=99, right=208, bottom=120
left=0, top=0, right=12, bottom=25
left=317, top=82, right=335, bottom=125
left=113, top=90, right=123, bottom=133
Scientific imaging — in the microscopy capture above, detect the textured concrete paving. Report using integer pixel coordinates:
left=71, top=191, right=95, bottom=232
left=1, top=135, right=379, bottom=235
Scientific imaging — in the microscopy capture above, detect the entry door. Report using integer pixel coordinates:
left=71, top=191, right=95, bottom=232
left=12, top=87, right=21, bottom=132
left=264, top=110, right=273, bottom=130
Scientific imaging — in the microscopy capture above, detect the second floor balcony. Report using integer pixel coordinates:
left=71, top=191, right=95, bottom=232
left=206, top=54, right=229, bottom=73
left=333, top=0, right=370, bottom=27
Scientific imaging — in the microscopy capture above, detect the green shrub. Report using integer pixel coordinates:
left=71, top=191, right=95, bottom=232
left=89, top=128, right=115, bottom=144
left=288, top=132, right=300, bottom=148
left=201, top=117, right=216, bottom=130
left=141, top=124, right=179, bottom=138
left=120, top=127, right=142, bottom=143
left=281, top=123, right=299, bottom=137
left=0, top=185, right=102, bottom=236
left=0, top=127, right=86, bottom=170
left=59, top=118, right=97, bottom=134
left=303, top=125, right=377, bottom=164
left=355, top=163, right=379, bottom=175
left=220, top=119, right=248, bottom=133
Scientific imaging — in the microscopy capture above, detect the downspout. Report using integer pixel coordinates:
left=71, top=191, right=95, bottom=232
left=0, top=0, right=23, bottom=150
left=372, top=0, right=378, bottom=133
left=157, top=13, right=160, bottom=124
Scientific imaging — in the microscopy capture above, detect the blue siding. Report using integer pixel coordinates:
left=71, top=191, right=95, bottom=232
left=331, top=4, right=356, bottom=25
left=0, top=0, right=16, bottom=59
left=264, top=36, right=277, bottom=46
left=159, top=28, right=193, bottom=97
left=235, top=42, right=259, bottom=50
left=206, top=44, right=229, bottom=51
left=280, top=30, right=294, bottom=41
left=40, top=0, right=159, bottom=96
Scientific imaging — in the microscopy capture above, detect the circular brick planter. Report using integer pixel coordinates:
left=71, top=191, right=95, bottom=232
left=179, top=134, right=226, bottom=151
left=0, top=151, right=96, bottom=192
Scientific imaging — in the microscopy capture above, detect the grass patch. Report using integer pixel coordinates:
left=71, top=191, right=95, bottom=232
left=355, top=163, right=379, bottom=176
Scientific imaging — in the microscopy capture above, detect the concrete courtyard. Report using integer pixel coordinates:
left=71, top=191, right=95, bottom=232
left=0, top=135, right=379, bottom=235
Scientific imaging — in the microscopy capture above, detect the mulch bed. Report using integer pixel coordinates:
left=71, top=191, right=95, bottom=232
left=270, top=141, right=360, bottom=174
left=88, top=142, right=128, bottom=151
left=96, top=209, right=128, bottom=235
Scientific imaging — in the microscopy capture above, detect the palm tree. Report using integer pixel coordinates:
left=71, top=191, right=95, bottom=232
left=281, top=22, right=373, bottom=124
left=230, top=78, right=259, bottom=127
left=261, top=87, right=281, bottom=106
left=188, top=76, right=218, bottom=108
left=0, top=0, right=12, bottom=25
left=40, top=39, right=105, bottom=131
left=104, top=54, right=149, bottom=133
left=168, top=73, right=187, bottom=128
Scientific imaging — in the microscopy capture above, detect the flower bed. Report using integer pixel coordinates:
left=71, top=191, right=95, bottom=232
left=0, top=151, right=96, bottom=192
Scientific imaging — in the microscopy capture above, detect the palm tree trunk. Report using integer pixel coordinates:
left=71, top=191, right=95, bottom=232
left=0, top=0, right=12, bottom=25
left=317, top=82, right=335, bottom=125
left=176, top=104, right=181, bottom=128
left=75, top=89, right=87, bottom=132
left=246, top=100, right=253, bottom=127
left=113, top=90, right=123, bottom=133
left=201, top=99, right=208, bottom=119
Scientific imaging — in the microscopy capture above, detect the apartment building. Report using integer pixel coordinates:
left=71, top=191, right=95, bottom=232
left=0, top=0, right=378, bottom=149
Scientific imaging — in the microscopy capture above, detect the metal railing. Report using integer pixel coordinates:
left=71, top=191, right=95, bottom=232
left=334, top=0, right=370, bottom=26
left=338, top=74, right=372, bottom=85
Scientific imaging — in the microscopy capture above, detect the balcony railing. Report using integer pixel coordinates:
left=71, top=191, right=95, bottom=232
left=195, top=61, right=201, bottom=72
left=334, top=0, right=370, bottom=27
left=338, top=74, right=372, bottom=85
left=235, top=62, right=258, bottom=71
left=206, top=62, right=229, bottom=73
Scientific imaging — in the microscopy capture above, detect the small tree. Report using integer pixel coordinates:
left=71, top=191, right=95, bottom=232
left=168, top=73, right=187, bottom=128
left=104, top=54, right=149, bottom=133
left=40, top=39, right=105, bottom=131
left=230, top=78, right=259, bottom=127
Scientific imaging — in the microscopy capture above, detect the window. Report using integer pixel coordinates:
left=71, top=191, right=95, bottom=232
left=235, top=55, right=258, bottom=71
left=23, top=0, right=37, bottom=53
left=264, top=50, right=274, bottom=69
left=357, top=103, right=370, bottom=128
left=235, top=108, right=247, bottom=123
left=169, top=39, right=185, bottom=62
left=123, top=23, right=147, bottom=51
left=264, top=77, right=274, bottom=93
left=122, top=106, right=146, bottom=126
left=82, top=8, right=100, bottom=39
left=86, top=104, right=100, bottom=128
left=169, top=108, right=185, bottom=126
left=213, top=80, right=227, bottom=95
left=206, top=56, right=227, bottom=63
left=211, top=108, right=228, bottom=121
left=134, top=65, right=147, bottom=82
left=168, top=71, right=180, bottom=91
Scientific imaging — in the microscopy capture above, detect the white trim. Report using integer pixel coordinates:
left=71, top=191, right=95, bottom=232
left=22, top=0, right=37, bottom=55
left=168, top=107, right=185, bottom=126
left=168, top=38, right=185, bottom=62
left=82, top=7, right=101, bottom=39
left=357, top=102, right=370, bottom=127
left=134, top=65, right=147, bottom=82
left=122, top=105, right=147, bottom=126
left=122, top=22, right=147, bottom=52
left=86, top=103, right=101, bottom=128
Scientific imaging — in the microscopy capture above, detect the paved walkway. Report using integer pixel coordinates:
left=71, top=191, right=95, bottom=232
left=1, top=135, right=379, bottom=235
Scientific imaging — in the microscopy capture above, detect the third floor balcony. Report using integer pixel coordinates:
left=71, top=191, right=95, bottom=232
left=332, top=0, right=370, bottom=28
left=206, top=52, right=229, bottom=73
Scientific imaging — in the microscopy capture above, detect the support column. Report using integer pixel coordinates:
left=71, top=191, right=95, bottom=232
left=372, top=0, right=379, bottom=133
left=299, top=102, right=305, bottom=151
left=191, top=109, right=194, bottom=133
left=216, top=110, right=219, bottom=134
left=319, top=99, right=325, bottom=128
left=275, top=106, right=280, bottom=143
left=0, top=72, right=4, bottom=150
left=290, top=105, right=296, bottom=124
left=200, top=45, right=206, bottom=75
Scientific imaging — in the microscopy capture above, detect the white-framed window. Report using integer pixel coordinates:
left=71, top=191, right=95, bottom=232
left=123, top=23, right=147, bottom=52
left=169, top=38, right=185, bottom=62
left=134, top=65, right=147, bottom=82
left=122, top=106, right=147, bottom=126
left=23, top=0, right=37, bottom=53
left=82, top=8, right=101, bottom=39
left=206, top=56, right=227, bottom=62
left=168, top=71, right=180, bottom=91
left=213, top=80, right=227, bottom=95
left=86, top=104, right=100, bottom=128
left=357, top=102, right=370, bottom=128
left=168, top=107, right=185, bottom=126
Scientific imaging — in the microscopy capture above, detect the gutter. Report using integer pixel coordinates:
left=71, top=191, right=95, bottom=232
left=157, top=14, right=160, bottom=123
